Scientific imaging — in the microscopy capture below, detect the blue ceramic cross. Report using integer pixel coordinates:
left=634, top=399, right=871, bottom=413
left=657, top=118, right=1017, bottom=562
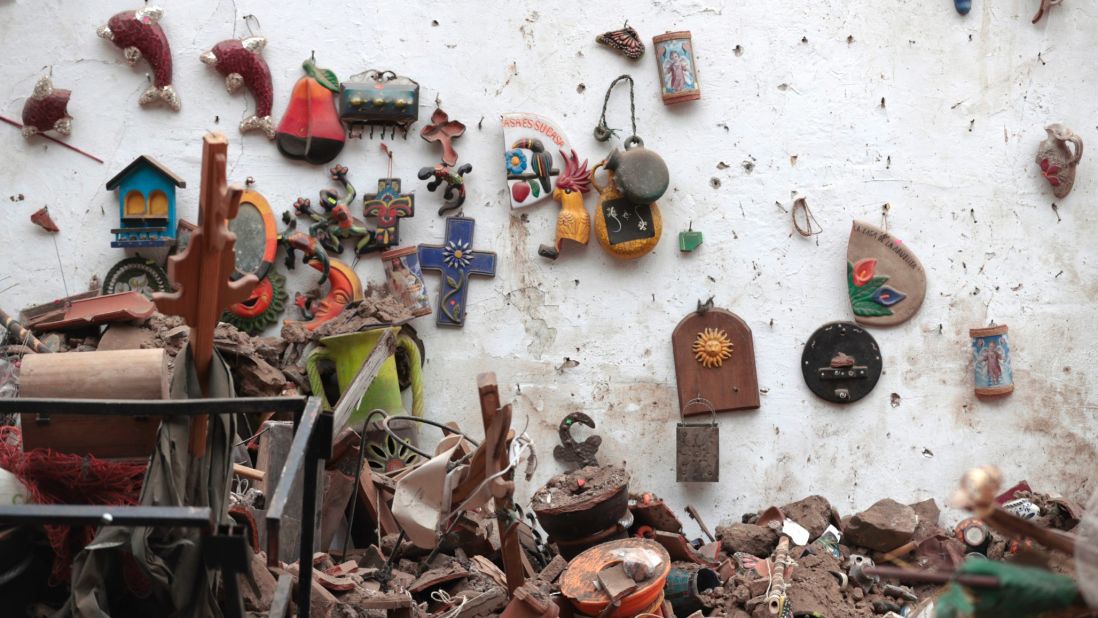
left=417, top=217, right=497, bottom=327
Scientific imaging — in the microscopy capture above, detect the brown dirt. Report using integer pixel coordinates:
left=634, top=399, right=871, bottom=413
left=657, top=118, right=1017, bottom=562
left=531, top=465, right=630, bottom=510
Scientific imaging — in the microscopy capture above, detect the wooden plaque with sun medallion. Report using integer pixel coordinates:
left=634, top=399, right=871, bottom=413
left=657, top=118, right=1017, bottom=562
left=672, top=306, right=760, bottom=416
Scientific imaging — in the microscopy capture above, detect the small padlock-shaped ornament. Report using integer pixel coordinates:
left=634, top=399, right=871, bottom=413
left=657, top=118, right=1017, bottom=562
left=592, top=136, right=666, bottom=259
left=676, top=397, right=719, bottom=482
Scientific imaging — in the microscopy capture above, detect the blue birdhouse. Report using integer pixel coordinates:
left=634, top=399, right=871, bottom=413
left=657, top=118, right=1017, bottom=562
left=106, top=155, right=186, bottom=248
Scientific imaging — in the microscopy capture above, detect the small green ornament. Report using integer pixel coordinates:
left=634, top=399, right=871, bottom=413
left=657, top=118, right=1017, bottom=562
left=678, top=222, right=703, bottom=252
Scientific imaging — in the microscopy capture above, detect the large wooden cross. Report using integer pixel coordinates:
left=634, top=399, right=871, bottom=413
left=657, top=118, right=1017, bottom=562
left=153, top=132, right=258, bottom=455
left=417, top=217, right=496, bottom=327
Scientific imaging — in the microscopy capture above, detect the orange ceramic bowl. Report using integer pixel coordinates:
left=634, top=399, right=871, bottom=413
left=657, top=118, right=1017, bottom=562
left=559, top=538, right=671, bottom=617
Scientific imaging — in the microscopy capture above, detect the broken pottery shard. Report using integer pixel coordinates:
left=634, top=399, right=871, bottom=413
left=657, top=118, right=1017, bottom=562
left=843, top=498, right=917, bottom=552
left=501, top=112, right=572, bottom=209
left=846, top=221, right=926, bottom=327
left=715, top=523, right=780, bottom=558
left=31, top=206, right=59, bottom=232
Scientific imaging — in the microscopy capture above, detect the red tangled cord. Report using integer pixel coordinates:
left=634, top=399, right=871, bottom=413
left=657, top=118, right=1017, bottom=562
left=0, top=426, right=147, bottom=584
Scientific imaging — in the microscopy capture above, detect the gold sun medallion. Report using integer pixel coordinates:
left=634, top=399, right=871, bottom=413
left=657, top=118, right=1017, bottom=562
left=693, top=328, right=734, bottom=368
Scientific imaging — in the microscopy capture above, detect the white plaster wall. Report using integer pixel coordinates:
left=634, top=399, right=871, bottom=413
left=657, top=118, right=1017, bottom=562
left=2, top=0, right=1096, bottom=536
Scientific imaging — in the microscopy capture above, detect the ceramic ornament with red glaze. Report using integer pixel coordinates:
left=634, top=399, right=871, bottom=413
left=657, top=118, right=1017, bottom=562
left=21, top=76, right=72, bottom=138
left=97, top=6, right=180, bottom=111
left=201, top=36, right=275, bottom=138
left=501, top=113, right=573, bottom=209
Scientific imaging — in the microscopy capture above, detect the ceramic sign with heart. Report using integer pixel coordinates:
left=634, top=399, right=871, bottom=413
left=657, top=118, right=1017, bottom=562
left=501, top=113, right=573, bottom=209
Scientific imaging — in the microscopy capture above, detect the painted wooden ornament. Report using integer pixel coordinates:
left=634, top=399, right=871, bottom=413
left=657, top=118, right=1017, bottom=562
left=1036, top=123, right=1083, bottom=199
left=419, top=106, right=471, bottom=216
left=21, top=76, right=71, bottom=138
left=97, top=6, right=180, bottom=111
left=340, top=70, right=420, bottom=138
left=596, top=24, right=645, bottom=59
left=501, top=112, right=573, bottom=208
left=276, top=56, right=345, bottom=164
left=381, top=246, right=432, bottom=318
left=201, top=36, right=275, bottom=138
left=672, top=304, right=760, bottom=415
left=291, top=165, right=372, bottom=255
left=676, top=398, right=719, bottom=483
left=653, top=31, right=700, bottom=105
left=361, top=144, right=414, bottom=253
left=846, top=221, right=926, bottom=327
left=222, top=190, right=286, bottom=334
left=591, top=149, right=663, bottom=259
left=289, top=258, right=363, bottom=331
left=106, top=155, right=186, bottom=248
left=801, top=321, right=882, bottom=404
left=418, top=217, right=497, bottom=327
left=971, top=324, right=1013, bottom=397
left=538, top=150, right=592, bottom=260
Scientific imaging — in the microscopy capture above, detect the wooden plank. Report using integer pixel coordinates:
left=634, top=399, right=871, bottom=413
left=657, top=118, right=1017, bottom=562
left=330, top=328, right=397, bottom=432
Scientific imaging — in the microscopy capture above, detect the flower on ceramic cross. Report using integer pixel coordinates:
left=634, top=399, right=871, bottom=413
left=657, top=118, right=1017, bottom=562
left=1039, top=158, right=1061, bottom=187
left=442, top=239, right=472, bottom=269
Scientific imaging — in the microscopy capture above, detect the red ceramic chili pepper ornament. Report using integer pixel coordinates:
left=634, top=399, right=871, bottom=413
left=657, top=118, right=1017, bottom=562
left=97, top=6, right=180, bottom=111
left=20, top=76, right=71, bottom=138
left=275, top=55, right=346, bottom=164
left=201, top=37, right=275, bottom=138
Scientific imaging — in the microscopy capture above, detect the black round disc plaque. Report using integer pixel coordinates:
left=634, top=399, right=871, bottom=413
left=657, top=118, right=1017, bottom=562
left=801, top=321, right=882, bottom=403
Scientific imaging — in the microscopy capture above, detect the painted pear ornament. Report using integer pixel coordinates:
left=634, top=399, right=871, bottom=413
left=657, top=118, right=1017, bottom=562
left=538, top=150, right=591, bottom=260
left=1036, top=123, right=1083, bottom=199
left=201, top=36, right=275, bottom=138
left=276, top=56, right=345, bottom=164
left=97, top=6, right=180, bottom=111
left=21, top=76, right=71, bottom=138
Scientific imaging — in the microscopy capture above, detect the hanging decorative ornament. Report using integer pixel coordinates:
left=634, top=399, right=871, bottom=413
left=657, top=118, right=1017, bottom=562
left=361, top=144, right=414, bottom=253
left=222, top=190, right=286, bottom=334
left=672, top=299, right=760, bottom=415
left=590, top=75, right=667, bottom=259
left=678, top=222, right=703, bottom=252
left=596, top=23, right=645, bottom=60
left=275, top=55, right=346, bottom=164
left=652, top=31, right=701, bottom=105
left=289, top=165, right=372, bottom=255
left=201, top=36, right=275, bottom=138
left=381, top=246, right=432, bottom=318
left=417, top=217, right=497, bottom=327
left=801, top=321, right=882, bottom=404
left=339, top=70, right=420, bottom=139
left=846, top=220, right=926, bottom=327
left=288, top=258, right=363, bottom=331
left=20, top=76, right=71, bottom=138
left=955, top=0, right=972, bottom=14
left=97, top=6, right=181, bottom=111
left=971, top=324, right=1014, bottom=397
left=539, top=150, right=591, bottom=260
left=418, top=106, right=472, bottom=216
left=501, top=113, right=573, bottom=208
left=1035, top=123, right=1083, bottom=199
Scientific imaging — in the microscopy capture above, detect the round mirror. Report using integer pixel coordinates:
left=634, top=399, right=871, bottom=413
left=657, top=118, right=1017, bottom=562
left=230, top=191, right=277, bottom=280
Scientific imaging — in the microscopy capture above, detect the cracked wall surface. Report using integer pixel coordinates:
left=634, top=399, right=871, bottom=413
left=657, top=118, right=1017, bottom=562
left=1, top=0, right=1096, bottom=534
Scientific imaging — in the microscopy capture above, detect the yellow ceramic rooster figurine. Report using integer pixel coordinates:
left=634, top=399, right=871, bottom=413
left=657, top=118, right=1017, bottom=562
left=538, top=150, right=591, bottom=260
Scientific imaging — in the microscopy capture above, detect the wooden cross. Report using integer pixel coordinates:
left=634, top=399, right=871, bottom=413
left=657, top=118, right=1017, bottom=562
left=361, top=178, right=414, bottom=252
left=417, top=217, right=496, bottom=327
left=153, top=132, right=258, bottom=456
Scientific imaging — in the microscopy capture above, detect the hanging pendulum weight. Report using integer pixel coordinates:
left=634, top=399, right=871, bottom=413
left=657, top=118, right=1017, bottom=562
left=590, top=75, right=669, bottom=259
